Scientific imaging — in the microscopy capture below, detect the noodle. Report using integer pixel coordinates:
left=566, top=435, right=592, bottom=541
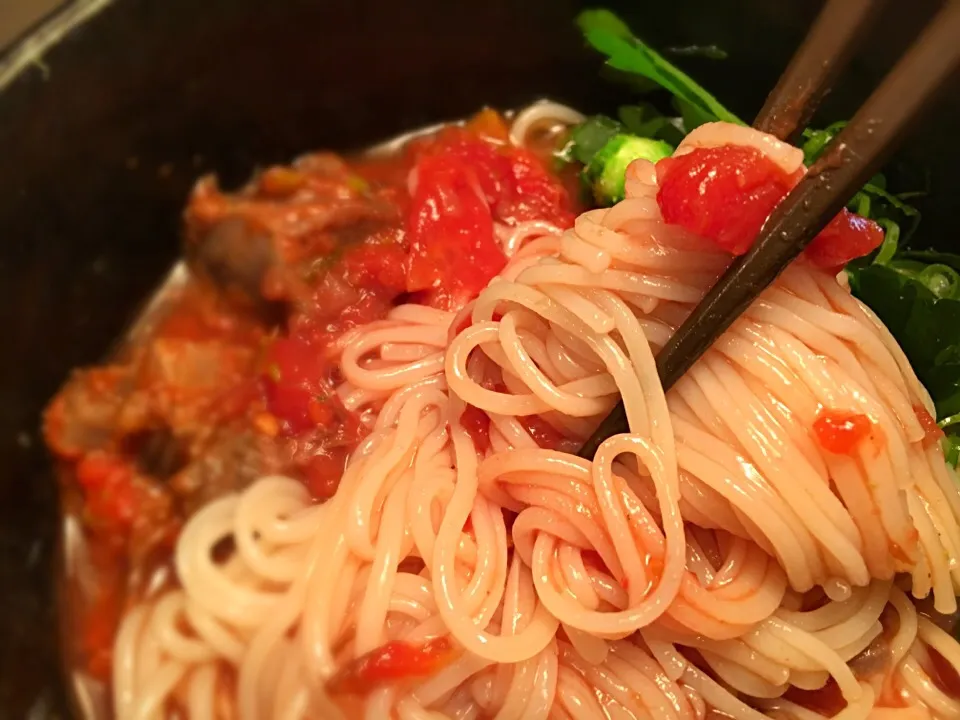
left=113, top=118, right=960, bottom=719
left=508, top=100, right=586, bottom=149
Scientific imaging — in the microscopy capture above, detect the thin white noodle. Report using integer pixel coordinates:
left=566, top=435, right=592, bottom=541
left=508, top=100, right=585, bottom=148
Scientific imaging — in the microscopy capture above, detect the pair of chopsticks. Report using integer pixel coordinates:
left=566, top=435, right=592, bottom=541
left=578, top=0, right=960, bottom=459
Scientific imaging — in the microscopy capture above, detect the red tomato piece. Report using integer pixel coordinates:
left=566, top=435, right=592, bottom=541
left=403, top=130, right=573, bottom=310
left=434, top=131, right=512, bottom=207
left=914, top=404, right=944, bottom=447
left=76, top=452, right=139, bottom=528
left=497, top=148, right=575, bottom=228
left=813, top=409, right=873, bottom=454
left=340, top=241, right=409, bottom=294
left=405, top=153, right=503, bottom=310
left=82, top=590, right=120, bottom=681
left=327, top=636, right=456, bottom=695
left=460, top=405, right=491, bottom=453
left=75, top=451, right=125, bottom=492
left=308, top=397, right=336, bottom=426
left=657, top=144, right=883, bottom=268
left=262, top=338, right=328, bottom=433
left=434, top=133, right=573, bottom=227
left=805, top=208, right=885, bottom=270
left=656, top=145, right=798, bottom=255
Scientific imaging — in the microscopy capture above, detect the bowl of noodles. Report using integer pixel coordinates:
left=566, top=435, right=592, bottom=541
left=3, top=0, right=960, bottom=718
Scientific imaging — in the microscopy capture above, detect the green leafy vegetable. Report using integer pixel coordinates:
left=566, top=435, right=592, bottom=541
left=900, top=251, right=960, bottom=273
left=944, top=436, right=960, bottom=467
left=559, top=104, right=682, bottom=168
left=800, top=122, right=847, bottom=164
left=847, top=263, right=960, bottom=423
left=617, top=103, right=686, bottom=145
left=563, top=115, right=622, bottom=165
left=576, top=9, right=744, bottom=128
left=562, top=9, right=739, bottom=167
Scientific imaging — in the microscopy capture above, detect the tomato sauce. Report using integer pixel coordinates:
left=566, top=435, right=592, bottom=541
left=812, top=409, right=874, bottom=455
left=915, top=404, right=944, bottom=447
left=42, top=108, right=577, bottom=681
left=327, top=636, right=457, bottom=696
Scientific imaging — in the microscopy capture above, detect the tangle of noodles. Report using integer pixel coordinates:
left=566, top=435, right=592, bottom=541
left=113, top=118, right=960, bottom=720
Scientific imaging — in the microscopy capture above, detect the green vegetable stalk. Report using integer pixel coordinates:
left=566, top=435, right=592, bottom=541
left=584, top=134, right=673, bottom=205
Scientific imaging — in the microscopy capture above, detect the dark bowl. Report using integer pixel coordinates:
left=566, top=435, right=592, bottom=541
left=0, top=0, right=957, bottom=716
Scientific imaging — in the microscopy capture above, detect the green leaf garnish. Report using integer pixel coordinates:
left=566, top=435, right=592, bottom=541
left=848, top=264, right=960, bottom=421
left=944, top=436, right=960, bottom=467
left=617, top=103, right=686, bottom=144
left=800, top=122, right=847, bottom=164
left=576, top=9, right=744, bottom=127
left=564, top=115, right=622, bottom=165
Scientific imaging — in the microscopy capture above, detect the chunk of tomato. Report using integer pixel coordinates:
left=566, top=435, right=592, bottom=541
left=656, top=144, right=884, bottom=269
left=406, top=153, right=503, bottom=310
left=804, top=208, right=884, bottom=271
left=497, top=148, right=575, bottom=228
left=340, top=240, right=409, bottom=295
left=327, top=636, right=456, bottom=695
left=262, top=338, right=328, bottom=433
left=418, top=131, right=574, bottom=228
left=656, top=145, right=797, bottom=256
left=914, top=404, right=944, bottom=448
left=76, top=452, right=140, bottom=529
left=813, top=409, right=873, bottom=455
left=430, top=130, right=512, bottom=207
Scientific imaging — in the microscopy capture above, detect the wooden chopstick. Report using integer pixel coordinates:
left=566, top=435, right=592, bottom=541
left=577, top=0, right=960, bottom=460
left=754, top=0, right=888, bottom=143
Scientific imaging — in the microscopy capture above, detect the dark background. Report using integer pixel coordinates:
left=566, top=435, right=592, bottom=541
left=0, top=0, right=956, bottom=716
